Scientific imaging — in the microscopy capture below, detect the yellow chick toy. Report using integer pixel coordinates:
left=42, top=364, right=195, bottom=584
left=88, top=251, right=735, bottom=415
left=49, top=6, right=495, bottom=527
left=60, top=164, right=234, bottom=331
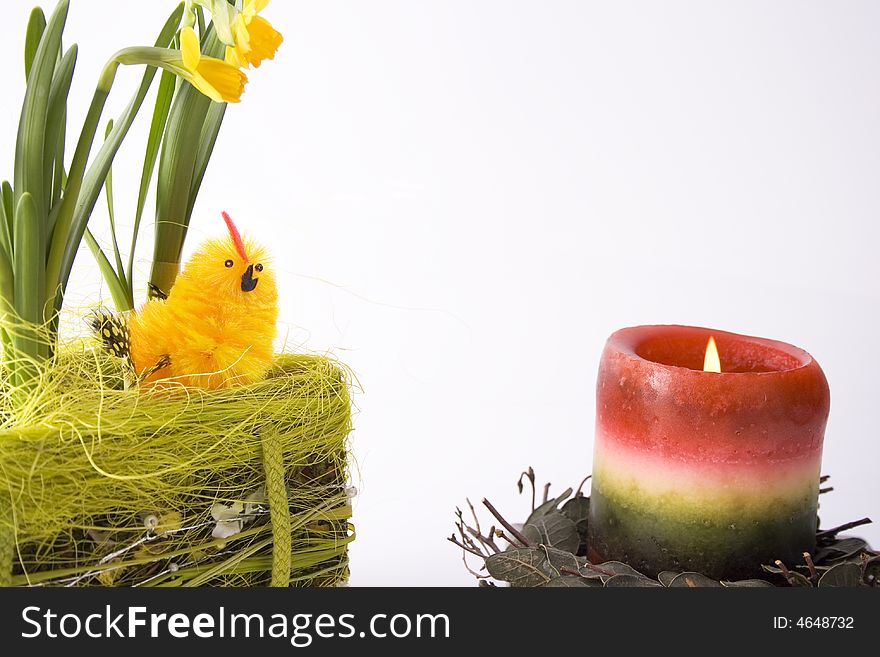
left=94, top=212, right=278, bottom=389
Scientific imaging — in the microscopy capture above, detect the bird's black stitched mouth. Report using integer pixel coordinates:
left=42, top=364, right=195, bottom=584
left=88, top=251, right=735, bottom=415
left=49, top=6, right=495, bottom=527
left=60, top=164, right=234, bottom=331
left=241, top=264, right=259, bottom=292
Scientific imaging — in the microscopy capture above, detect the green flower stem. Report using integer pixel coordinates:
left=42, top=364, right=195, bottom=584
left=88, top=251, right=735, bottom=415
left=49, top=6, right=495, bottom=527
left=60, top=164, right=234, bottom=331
left=102, top=120, right=127, bottom=290
left=128, top=68, right=176, bottom=295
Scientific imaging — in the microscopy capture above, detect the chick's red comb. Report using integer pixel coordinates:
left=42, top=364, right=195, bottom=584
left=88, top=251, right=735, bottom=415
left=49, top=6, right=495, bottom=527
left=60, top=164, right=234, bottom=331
left=222, top=211, right=248, bottom=261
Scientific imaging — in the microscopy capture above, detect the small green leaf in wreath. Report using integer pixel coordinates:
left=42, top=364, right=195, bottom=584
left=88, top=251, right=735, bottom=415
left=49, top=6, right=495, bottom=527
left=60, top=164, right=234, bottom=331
left=525, top=487, right=573, bottom=523
left=720, top=579, right=775, bottom=587
left=522, top=511, right=579, bottom=554
left=604, top=574, right=663, bottom=587
left=818, top=563, right=863, bottom=588
left=542, top=575, right=601, bottom=588
left=485, top=548, right=551, bottom=587
left=658, top=571, right=680, bottom=587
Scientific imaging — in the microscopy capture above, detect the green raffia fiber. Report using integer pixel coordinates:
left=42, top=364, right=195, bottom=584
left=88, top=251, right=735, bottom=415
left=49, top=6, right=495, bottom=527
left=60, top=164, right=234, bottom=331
left=0, top=338, right=354, bottom=587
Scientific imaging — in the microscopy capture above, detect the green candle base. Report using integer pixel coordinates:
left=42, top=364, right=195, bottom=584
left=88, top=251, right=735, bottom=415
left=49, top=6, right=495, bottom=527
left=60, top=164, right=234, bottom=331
left=587, top=485, right=818, bottom=580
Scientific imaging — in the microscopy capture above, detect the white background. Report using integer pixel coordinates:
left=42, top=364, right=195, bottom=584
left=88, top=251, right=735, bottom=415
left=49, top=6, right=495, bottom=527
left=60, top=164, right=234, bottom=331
left=1, top=1, right=878, bottom=586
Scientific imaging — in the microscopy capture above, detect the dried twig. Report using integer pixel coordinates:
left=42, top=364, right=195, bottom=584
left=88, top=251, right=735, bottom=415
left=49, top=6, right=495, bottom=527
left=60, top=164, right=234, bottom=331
left=574, top=475, right=591, bottom=498
left=482, top=498, right=531, bottom=547
left=466, top=498, right=482, bottom=536
left=579, top=562, right=616, bottom=577
left=816, top=517, right=872, bottom=539
left=517, top=468, right=536, bottom=512
left=455, top=519, right=482, bottom=554
left=447, top=535, right=485, bottom=559
left=803, top=552, right=818, bottom=583
left=494, top=529, right=522, bottom=547
left=458, top=501, right=501, bottom=554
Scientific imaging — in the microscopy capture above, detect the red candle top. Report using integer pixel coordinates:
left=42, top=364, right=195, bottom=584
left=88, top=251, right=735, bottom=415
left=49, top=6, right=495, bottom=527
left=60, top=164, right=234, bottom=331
left=597, top=325, right=830, bottom=463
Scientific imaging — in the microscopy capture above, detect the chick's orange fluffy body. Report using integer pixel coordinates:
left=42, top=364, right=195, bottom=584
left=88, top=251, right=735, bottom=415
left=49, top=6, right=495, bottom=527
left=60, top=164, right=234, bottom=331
left=129, top=234, right=278, bottom=389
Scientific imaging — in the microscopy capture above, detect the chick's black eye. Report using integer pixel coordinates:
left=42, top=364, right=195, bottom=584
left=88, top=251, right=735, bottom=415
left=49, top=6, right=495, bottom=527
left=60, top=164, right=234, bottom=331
left=255, top=263, right=263, bottom=272
left=224, top=259, right=234, bottom=268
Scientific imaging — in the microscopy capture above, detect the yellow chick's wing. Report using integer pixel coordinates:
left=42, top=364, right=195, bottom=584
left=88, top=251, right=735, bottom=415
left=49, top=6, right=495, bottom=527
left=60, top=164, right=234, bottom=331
left=128, top=298, right=175, bottom=383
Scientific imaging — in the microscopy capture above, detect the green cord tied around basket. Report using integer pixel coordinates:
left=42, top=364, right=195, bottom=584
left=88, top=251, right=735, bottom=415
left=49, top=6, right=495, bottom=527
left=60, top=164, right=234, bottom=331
left=262, top=429, right=292, bottom=587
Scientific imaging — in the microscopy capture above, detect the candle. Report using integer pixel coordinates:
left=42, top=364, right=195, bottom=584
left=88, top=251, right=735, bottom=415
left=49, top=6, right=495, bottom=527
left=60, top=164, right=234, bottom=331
left=587, top=325, right=830, bottom=580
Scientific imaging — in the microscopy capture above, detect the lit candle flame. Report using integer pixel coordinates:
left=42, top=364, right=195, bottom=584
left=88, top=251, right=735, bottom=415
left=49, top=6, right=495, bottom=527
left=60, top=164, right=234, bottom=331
left=703, top=336, right=721, bottom=373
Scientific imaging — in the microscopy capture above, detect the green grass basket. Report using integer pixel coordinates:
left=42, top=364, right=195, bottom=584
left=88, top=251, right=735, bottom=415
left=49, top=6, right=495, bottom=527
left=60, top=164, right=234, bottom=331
left=0, top=347, right=354, bottom=587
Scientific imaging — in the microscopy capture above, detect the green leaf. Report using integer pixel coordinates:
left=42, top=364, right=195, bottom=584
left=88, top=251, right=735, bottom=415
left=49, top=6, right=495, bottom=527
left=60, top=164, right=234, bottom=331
left=604, top=574, right=663, bottom=587
left=13, top=193, right=43, bottom=324
left=185, top=99, right=226, bottom=220
left=819, top=538, right=869, bottom=562
left=11, top=193, right=48, bottom=380
left=0, top=241, right=12, bottom=310
left=540, top=545, right=585, bottom=577
left=15, top=0, right=68, bottom=227
left=817, top=563, right=862, bottom=588
left=542, top=576, right=600, bottom=588
left=0, top=182, right=12, bottom=261
left=43, top=44, right=77, bottom=215
left=721, top=579, right=774, bottom=587
left=668, top=572, right=723, bottom=588
left=129, top=67, right=176, bottom=288
left=1, top=181, right=12, bottom=228
left=102, top=119, right=126, bottom=281
left=522, top=511, right=579, bottom=554
left=0, top=187, right=11, bottom=263
left=561, top=495, right=589, bottom=526
left=561, top=495, right=589, bottom=551
left=0, top=209, right=12, bottom=324
left=150, top=78, right=211, bottom=296
left=83, top=229, right=131, bottom=311
left=526, top=487, right=573, bottom=524
left=592, top=561, right=645, bottom=582
left=24, top=7, right=47, bottom=81
left=149, top=21, right=224, bottom=298
left=195, top=4, right=207, bottom=39
left=51, top=110, right=67, bottom=210
left=658, top=571, right=679, bottom=587
left=485, top=548, right=552, bottom=587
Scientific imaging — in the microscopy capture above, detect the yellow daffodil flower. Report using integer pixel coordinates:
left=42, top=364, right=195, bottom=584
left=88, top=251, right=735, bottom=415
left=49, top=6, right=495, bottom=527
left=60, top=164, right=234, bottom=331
left=179, top=26, right=248, bottom=102
left=189, top=0, right=237, bottom=44
left=224, top=0, right=283, bottom=69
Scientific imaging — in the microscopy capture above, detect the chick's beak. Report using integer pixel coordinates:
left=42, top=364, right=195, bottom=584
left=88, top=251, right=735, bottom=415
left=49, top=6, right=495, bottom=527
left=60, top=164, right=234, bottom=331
left=241, top=263, right=259, bottom=292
